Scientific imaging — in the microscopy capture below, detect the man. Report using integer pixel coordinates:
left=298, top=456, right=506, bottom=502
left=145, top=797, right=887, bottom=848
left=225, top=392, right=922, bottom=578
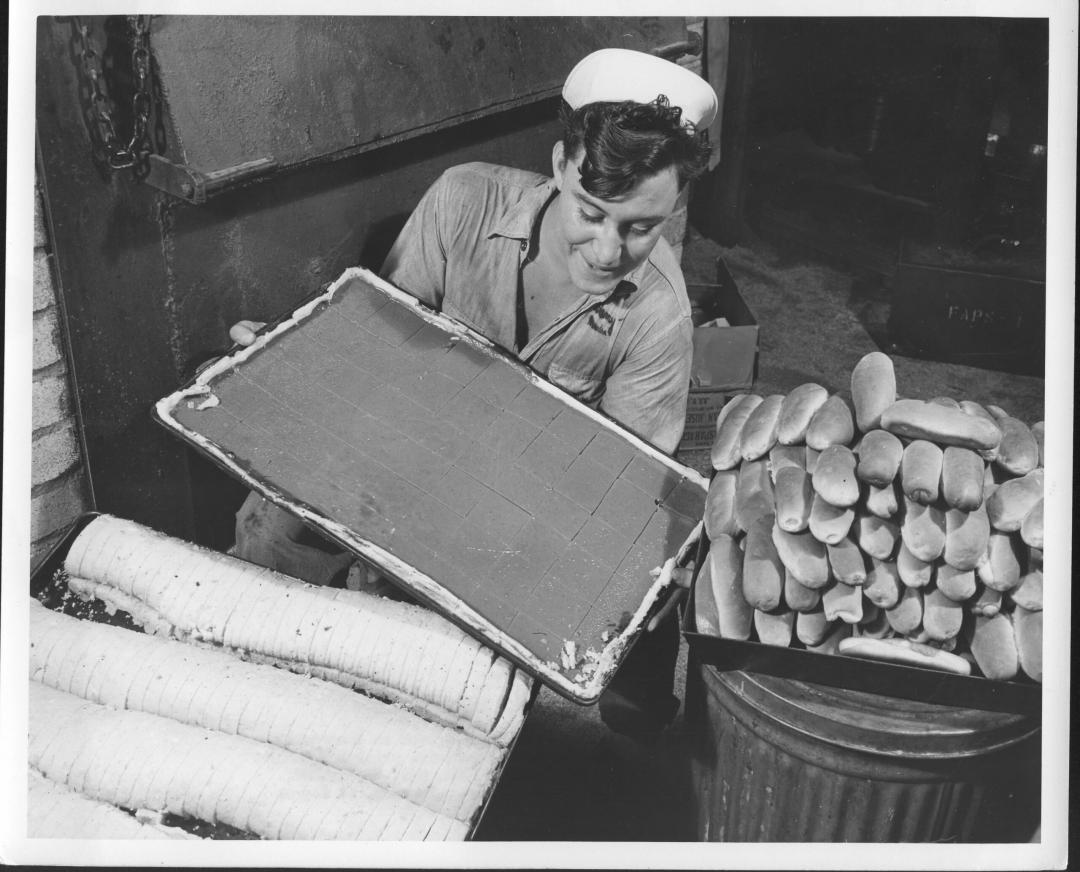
left=233, top=48, right=717, bottom=735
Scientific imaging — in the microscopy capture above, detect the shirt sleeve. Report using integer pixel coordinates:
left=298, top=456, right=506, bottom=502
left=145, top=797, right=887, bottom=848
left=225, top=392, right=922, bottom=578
left=599, top=317, right=693, bottom=455
left=379, top=173, right=450, bottom=309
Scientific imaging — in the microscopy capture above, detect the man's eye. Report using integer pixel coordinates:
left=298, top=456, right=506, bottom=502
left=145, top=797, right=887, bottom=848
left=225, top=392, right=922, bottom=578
left=579, top=209, right=603, bottom=223
left=631, top=224, right=658, bottom=235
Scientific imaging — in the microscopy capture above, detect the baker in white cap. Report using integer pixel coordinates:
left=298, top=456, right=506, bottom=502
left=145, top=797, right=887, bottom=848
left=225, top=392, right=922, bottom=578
left=231, top=48, right=719, bottom=736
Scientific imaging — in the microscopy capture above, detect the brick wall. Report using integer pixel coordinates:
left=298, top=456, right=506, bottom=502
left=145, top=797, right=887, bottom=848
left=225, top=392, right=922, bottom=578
left=32, top=181, right=91, bottom=569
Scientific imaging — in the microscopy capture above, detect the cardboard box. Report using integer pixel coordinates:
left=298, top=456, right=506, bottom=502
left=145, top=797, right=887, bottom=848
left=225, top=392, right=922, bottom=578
left=889, top=243, right=1045, bottom=377
left=677, top=258, right=759, bottom=459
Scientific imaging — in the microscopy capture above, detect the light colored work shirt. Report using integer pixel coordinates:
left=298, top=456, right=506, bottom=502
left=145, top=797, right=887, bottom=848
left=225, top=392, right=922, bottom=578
left=381, top=162, right=693, bottom=454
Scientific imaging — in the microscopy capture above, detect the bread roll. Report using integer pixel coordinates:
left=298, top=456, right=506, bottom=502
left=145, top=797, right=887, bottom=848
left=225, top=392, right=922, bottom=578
left=854, top=513, right=900, bottom=561
left=771, top=523, right=831, bottom=589
left=941, top=446, right=985, bottom=511
left=795, top=608, right=831, bottom=646
left=740, top=394, right=785, bottom=461
left=774, top=466, right=813, bottom=533
left=742, top=515, right=784, bottom=612
left=838, top=637, right=971, bottom=674
left=1012, top=606, right=1042, bottom=682
left=822, top=580, right=863, bottom=623
left=805, top=395, right=855, bottom=451
left=884, top=585, right=923, bottom=635
left=897, top=541, right=933, bottom=589
left=900, top=440, right=943, bottom=505
left=850, top=351, right=896, bottom=432
left=768, top=444, right=806, bottom=484
left=734, top=459, right=776, bottom=534
left=783, top=568, right=821, bottom=613
left=864, top=480, right=900, bottom=519
left=900, top=498, right=946, bottom=562
left=995, top=417, right=1039, bottom=476
left=855, top=429, right=904, bottom=487
left=711, top=394, right=764, bottom=470
left=826, top=537, right=867, bottom=586
left=986, top=469, right=1044, bottom=533
left=1010, top=567, right=1042, bottom=612
left=935, top=564, right=977, bottom=602
left=967, top=613, right=1020, bottom=680
left=812, top=444, right=860, bottom=508
left=1020, top=498, right=1044, bottom=550
left=704, top=470, right=740, bottom=540
left=1030, top=420, right=1044, bottom=467
left=959, top=400, right=997, bottom=424
left=864, top=557, right=903, bottom=609
left=703, top=535, right=754, bottom=640
left=943, top=504, right=991, bottom=571
left=693, top=548, right=722, bottom=637
left=881, top=399, right=1002, bottom=451
left=777, top=383, right=829, bottom=445
left=922, top=587, right=963, bottom=642
left=754, top=608, right=795, bottom=647
left=808, top=493, right=855, bottom=545
left=978, top=531, right=1024, bottom=592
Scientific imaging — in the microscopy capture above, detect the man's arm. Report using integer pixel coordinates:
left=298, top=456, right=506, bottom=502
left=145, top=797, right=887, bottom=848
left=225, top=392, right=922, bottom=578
left=598, top=318, right=693, bottom=455
left=379, top=173, right=451, bottom=309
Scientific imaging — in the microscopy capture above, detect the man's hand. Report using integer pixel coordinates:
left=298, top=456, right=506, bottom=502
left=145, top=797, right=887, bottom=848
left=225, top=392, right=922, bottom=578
left=229, top=319, right=268, bottom=347
left=194, top=320, right=268, bottom=377
left=645, top=561, right=695, bottom=632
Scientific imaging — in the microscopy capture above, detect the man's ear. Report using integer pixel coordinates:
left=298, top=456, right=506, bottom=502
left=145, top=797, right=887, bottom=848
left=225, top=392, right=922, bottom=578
left=551, top=141, right=566, bottom=190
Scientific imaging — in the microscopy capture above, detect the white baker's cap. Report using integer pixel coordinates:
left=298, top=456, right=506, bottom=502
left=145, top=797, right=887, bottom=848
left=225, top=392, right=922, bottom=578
left=562, top=48, right=718, bottom=130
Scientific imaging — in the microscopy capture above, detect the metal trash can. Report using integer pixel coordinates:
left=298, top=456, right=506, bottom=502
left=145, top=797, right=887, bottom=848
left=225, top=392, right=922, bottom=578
left=685, top=658, right=1041, bottom=842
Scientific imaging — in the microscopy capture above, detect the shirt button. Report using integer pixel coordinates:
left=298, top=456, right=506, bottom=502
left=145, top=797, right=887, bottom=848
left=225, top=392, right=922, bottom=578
left=520, top=241, right=527, bottom=252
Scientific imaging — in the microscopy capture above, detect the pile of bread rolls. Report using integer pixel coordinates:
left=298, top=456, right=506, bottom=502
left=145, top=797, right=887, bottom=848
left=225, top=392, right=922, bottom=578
left=694, top=351, right=1043, bottom=682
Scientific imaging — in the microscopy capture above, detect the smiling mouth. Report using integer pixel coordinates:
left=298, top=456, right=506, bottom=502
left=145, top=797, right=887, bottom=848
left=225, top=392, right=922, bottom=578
left=583, top=258, right=619, bottom=274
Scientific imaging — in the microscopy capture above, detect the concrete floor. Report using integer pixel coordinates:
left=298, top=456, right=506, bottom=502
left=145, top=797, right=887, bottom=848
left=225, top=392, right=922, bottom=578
left=473, top=224, right=1046, bottom=842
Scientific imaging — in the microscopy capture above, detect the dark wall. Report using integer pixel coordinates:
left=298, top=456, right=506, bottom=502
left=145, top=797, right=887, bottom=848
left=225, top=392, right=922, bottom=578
left=745, top=18, right=1048, bottom=206
left=37, top=17, right=572, bottom=546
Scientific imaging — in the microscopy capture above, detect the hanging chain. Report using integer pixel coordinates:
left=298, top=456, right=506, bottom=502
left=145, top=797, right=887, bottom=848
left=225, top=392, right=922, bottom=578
left=71, top=15, right=154, bottom=173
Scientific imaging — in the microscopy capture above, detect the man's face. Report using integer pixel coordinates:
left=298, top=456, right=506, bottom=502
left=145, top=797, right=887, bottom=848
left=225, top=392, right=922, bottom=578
left=550, top=142, right=681, bottom=297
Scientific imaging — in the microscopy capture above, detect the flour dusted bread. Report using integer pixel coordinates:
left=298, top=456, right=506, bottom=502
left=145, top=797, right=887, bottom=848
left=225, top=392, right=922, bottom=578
left=30, top=603, right=501, bottom=821
left=30, top=682, right=470, bottom=841
left=63, top=515, right=524, bottom=743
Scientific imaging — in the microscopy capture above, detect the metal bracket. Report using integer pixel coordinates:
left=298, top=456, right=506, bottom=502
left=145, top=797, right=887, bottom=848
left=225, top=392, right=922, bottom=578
left=145, top=154, right=277, bottom=204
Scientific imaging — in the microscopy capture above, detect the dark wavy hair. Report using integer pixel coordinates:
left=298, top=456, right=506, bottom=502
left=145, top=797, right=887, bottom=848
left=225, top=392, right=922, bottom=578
left=559, top=95, right=712, bottom=198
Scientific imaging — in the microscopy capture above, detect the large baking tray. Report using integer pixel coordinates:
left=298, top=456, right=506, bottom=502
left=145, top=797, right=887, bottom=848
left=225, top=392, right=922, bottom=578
left=680, top=533, right=1041, bottom=717
left=153, top=267, right=706, bottom=704
left=29, top=512, right=537, bottom=840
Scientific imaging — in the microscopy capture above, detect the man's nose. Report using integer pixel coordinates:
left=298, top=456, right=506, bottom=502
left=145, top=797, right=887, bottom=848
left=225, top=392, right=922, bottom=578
left=591, top=225, right=623, bottom=266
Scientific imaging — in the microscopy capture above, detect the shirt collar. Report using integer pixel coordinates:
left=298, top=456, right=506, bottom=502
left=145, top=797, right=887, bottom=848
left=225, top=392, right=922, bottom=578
left=488, top=177, right=647, bottom=292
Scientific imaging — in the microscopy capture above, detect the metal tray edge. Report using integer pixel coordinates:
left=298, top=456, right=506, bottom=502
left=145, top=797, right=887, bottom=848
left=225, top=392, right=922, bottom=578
left=151, top=267, right=706, bottom=705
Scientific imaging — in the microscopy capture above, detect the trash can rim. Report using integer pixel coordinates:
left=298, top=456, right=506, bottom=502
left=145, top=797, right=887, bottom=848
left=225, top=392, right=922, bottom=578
left=706, top=666, right=1040, bottom=760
